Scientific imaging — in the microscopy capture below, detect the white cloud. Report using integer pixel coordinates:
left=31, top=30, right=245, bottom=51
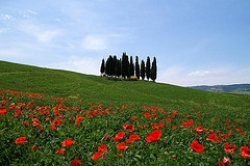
left=187, top=70, right=211, bottom=77
left=82, top=35, right=108, bottom=51
left=0, top=28, right=9, bottom=33
left=19, top=22, right=61, bottom=44
left=1, top=14, right=12, bottom=20
left=46, top=56, right=100, bottom=76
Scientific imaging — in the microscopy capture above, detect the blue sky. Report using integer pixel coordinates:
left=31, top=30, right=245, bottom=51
left=1, top=0, right=250, bottom=86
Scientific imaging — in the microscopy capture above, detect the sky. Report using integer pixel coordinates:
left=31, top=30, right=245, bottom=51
left=1, top=0, right=250, bottom=86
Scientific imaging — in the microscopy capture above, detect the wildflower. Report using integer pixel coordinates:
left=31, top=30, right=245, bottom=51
left=91, top=144, right=107, bottom=160
left=130, top=116, right=137, bottom=121
left=180, top=119, right=193, bottom=128
left=222, top=157, right=231, bottom=165
left=122, top=123, right=135, bottom=132
left=224, top=143, right=237, bottom=154
left=143, top=112, right=151, bottom=118
left=91, top=151, right=101, bottom=160
left=15, top=136, right=27, bottom=145
left=98, top=144, right=107, bottom=154
left=194, top=126, right=205, bottom=135
left=23, top=121, right=29, bottom=126
left=70, top=159, right=82, bottom=166
left=116, top=142, right=128, bottom=151
left=129, top=134, right=140, bottom=141
left=145, top=130, right=161, bottom=143
left=165, top=117, right=171, bottom=123
left=172, top=126, right=177, bottom=130
left=240, top=146, right=250, bottom=158
left=113, top=131, right=125, bottom=142
left=206, top=133, right=217, bottom=142
left=62, top=139, right=75, bottom=147
left=55, top=148, right=65, bottom=155
left=0, top=109, right=7, bottom=115
left=126, top=138, right=133, bottom=144
left=50, top=124, right=57, bottom=130
left=190, top=140, right=204, bottom=153
left=31, top=145, right=37, bottom=151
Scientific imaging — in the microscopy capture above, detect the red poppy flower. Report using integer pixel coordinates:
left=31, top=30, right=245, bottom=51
left=143, top=112, right=151, bottom=118
left=130, top=116, right=137, bottom=121
left=224, top=143, right=237, bottom=154
left=222, top=157, right=231, bottom=165
left=15, top=136, right=27, bottom=145
left=126, top=138, right=133, bottom=144
left=190, top=140, right=204, bottom=153
left=23, top=121, right=29, bottom=126
left=116, top=142, right=128, bottom=151
left=31, top=145, right=37, bottom=151
left=0, top=109, right=7, bottom=115
left=70, top=159, right=82, bottom=166
left=55, top=148, right=65, bottom=155
left=218, top=161, right=224, bottom=166
left=172, top=126, right=177, bottom=130
left=129, top=134, right=140, bottom=141
left=206, top=133, right=217, bottom=142
left=240, top=146, right=250, bottom=158
left=113, top=131, right=125, bottom=142
left=62, top=139, right=75, bottom=147
left=91, top=151, right=101, bottom=160
left=122, top=123, right=135, bottom=132
left=98, top=144, right=107, bottom=154
left=194, top=126, right=204, bottom=135
left=145, top=130, right=161, bottom=143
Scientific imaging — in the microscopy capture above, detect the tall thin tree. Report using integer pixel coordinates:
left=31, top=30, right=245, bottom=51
left=122, top=52, right=129, bottom=79
left=151, top=57, right=157, bottom=82
left=128, top=56, right=134, bottom=78
left=135, top=56, right=140, bottom=79
left=141, top=60, right=145, bottom=80
left=100, top=58, right=105, bottom=76
left=146, top=56, right=151, bottom=80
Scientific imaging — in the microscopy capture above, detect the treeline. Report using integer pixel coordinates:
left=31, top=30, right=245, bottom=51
left=100, top=52, right=157, bottom=81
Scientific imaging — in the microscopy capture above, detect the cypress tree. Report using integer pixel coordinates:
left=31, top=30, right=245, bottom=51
left=151, top=57, right=157, bottom=82
left=122, top=52, right=129, bottom=79
left=111, top=55, right=117, bottom=76
left=100, top=58, right=105, bottom=76
left=128, top=56, right=134, bottom=78
left=141, top=60, right=145, bottom=80
left=146, top=56, right=151, bottom=80
left=135, top=56, right=140, bottom=79
left=105, top=56, right=111, bottom=76
left=116, top=59, right=122, bottom=78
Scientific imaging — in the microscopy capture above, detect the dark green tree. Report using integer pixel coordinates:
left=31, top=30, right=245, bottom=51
left=151, top=57, right=157, bottom=82
left=128, top=56, right=134, bottom=78
left=146, top=56, right=151, bottom=80
left=135, top=56, right=140, bottom=79
left=115, top=59, right=122, bottom=78
left=111, top=55, right=117, bottom=76
left=100, top=58, right=105, bottom=76
left=141, top=60, right=145, bottom=80
left=105, top=55, right=112, bottom=76
left=122, top=52, right=129, bottom=79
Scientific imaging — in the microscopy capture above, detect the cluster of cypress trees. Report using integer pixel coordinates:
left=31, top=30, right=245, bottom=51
left=100, top=52, right=157, bottom=82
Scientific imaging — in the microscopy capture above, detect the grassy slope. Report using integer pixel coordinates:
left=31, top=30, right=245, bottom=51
left=0, top=60, right=249, bottom=111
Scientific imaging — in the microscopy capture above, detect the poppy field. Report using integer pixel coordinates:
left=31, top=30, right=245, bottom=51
left=0, top=89, right=249, bottom=166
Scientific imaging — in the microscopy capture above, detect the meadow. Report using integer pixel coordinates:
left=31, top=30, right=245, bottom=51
left=0, top=60, right=249, bottom=165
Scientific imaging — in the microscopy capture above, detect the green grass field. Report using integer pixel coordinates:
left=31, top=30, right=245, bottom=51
left=0, top=60, right=249, bottom=165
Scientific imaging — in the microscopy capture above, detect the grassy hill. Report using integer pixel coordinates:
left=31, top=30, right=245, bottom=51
left=0, top=60, right=249, bottom=111
left=1, top=60, right=250, bottom=165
